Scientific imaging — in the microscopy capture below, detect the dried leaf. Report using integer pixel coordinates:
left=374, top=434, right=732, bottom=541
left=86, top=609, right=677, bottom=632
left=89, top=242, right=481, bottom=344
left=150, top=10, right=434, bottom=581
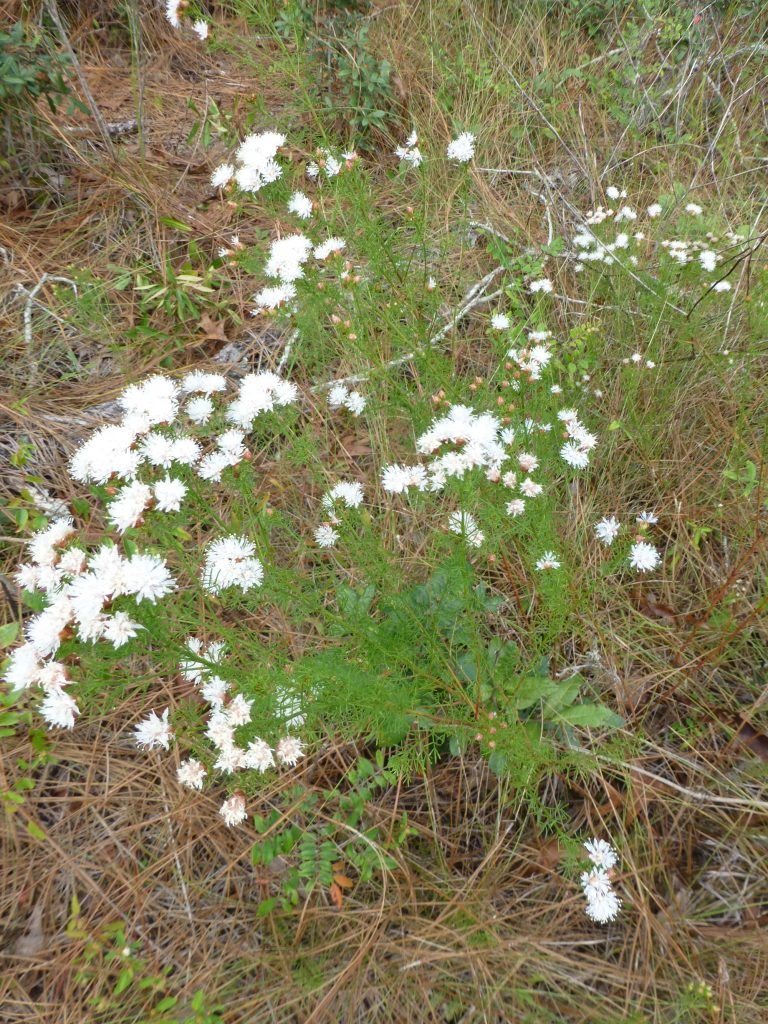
left=329, top=882, right=343, bottom=910
left=199, top=313, right=229, bottom=342
left=339, top=435, right=372, bottom=457
left=14, top=905, right=45, bottom=956
left=731, top=717, right=768, bottom=763
left=637, top=590, right=678, bottom=626
left=332, top=873, right=354, bottom=890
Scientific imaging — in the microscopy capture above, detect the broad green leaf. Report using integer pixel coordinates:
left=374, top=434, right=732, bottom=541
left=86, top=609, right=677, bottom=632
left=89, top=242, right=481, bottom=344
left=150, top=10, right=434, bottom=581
left=507, top=674, right=556, bottom=709
left=543, top=677, right=583, bottom=712
left=0, top=622, right=19, bottom=648
left=487, top=749, right=509, bottom=776
left=558, top=704, right=624, bottom=729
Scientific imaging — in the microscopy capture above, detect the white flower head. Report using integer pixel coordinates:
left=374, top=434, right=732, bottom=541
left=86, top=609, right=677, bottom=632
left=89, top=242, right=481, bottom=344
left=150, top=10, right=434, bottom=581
left=287, top=190, right=313, bottom=219
left=699, top=250, right=718, bottom=272
left=322, top=481, right=364, bottom=513
left=219, top=793, right=247, bottom=827
left=560, top=441, right=590, bottom=469
left=629, top=541, right=661, bottom=573
left=123, top=553, right=175, bottom=604
left=584, top=837, right=619, bottom=870
left=344, top=390, right=366, bottom=416
left=252, top=283, right=296, bottom=313
left=314, top=524, right=339, bottom=548
left=40, top=689, right=79, bottom=729
left=313, top=236, right=346, bottom=261
left=134, top=707, right=174, bottom=751
left=185, top=396, right=214, bottom=425
left=585, top=887, right=622, bottom=923
left=594, top=516, right=620, bottom=546
left=446, top=131, right=476, bottom=163
left=381, top=463, right=428, bottom=494
left=177, top=758, right=207, bottom=790
left=265, top=234, right=312, bottom=283
left=153, top=477, right=187, bottom=514
left=243, top=738, right=275, bottom=772
left=447, top=510, right=484, bottom=548
left=276, top=735, right=304, bottom=767
left=4, top=644, right=45, bottom=691
left=520, top=478, right=543, bottom=498
left=103, top=611, right=141, bottom=649
left=211, top=163, right=234, bottom=189
left=165, top=0, right=182, bottom=29
left=202, top=535, right=264, bottom=594
left=535, top=550, right=560, bottom=571
left=529, top=278, right=553, bottom=294
left=395, top=139, right=423, bottom=168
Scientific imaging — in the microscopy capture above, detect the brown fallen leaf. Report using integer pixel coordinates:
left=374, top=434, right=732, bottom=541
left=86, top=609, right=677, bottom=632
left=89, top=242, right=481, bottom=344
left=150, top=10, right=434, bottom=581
left=198, top=313, right=229, bottom=342
left=731, top=717, right=768, bottom=763
left=14, top=904, right=45, bottom=957
left=329, top=882, right=343, bottom=910
left=637, top=590, right=679, bottom=626
left=340, top=437, right=373, bottom=457
left=517, top=836, right=563, bottom=876
left=333, top=873, right=354, bottom=890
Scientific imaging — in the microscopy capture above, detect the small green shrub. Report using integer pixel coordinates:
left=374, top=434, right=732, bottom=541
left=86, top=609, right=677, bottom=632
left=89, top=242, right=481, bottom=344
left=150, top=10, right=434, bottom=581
left=0, top=21, right=72, bottom=112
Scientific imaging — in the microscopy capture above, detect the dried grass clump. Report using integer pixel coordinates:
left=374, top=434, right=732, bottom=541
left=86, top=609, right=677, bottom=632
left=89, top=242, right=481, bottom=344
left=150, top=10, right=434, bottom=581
left=3, top=716, right=767, bottom=1022
left=2, top=2, right=768, bottom=1022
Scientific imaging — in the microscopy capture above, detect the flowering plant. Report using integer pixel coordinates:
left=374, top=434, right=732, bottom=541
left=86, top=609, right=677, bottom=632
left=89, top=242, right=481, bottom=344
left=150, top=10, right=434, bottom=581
left=9, top=119, right=750, bottom=927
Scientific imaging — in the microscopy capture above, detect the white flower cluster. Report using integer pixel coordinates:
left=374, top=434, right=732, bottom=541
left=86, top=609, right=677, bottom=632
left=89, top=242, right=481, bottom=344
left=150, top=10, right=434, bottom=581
left=314, top=481, right=364, bottom=548
left=592, top=512, right=662, bottom=573
left=201, top=536, right=264, bottom=594
left=70, top=370, right=296, bottom=498
left=371, top=316, right=610, bottom=562
left=5, top=522, right=173, bottom=728
left=306, top=147, right=359, bottom=182
left=211, top=129, right=287, bottom=194
left=446, top=131, right=476, bottom=163
left=556, top=407, right=598, bottom=470
left=528, top=277, right=553, bottom=294
left=175, top=637, right=305, bottom=824
left=447, top=510, right=484, bottom=548
left=251, top=229, right=347, bottom=314
left=327, top=382, right=367, bottom=417
left=580, top=837, right=622, bottom=923
left=4, top=364, right=301, bottom=738
left=226, top=371, right=298, bottom=429
left=572, top=221, right=639, bottom=269
left=506, top=330, right=553, bottom=381
left=570, top=192, right=738, bottom=294
left=395, top=130, right=423, bottom=168
left=380, top=331, right=597, bottom=547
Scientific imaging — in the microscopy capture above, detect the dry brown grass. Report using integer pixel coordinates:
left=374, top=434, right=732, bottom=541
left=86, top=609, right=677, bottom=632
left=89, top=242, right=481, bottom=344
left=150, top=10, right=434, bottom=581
left=3, top=718, right=768, bottom=1022
left=2, top=2, right=768, bottom=1022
